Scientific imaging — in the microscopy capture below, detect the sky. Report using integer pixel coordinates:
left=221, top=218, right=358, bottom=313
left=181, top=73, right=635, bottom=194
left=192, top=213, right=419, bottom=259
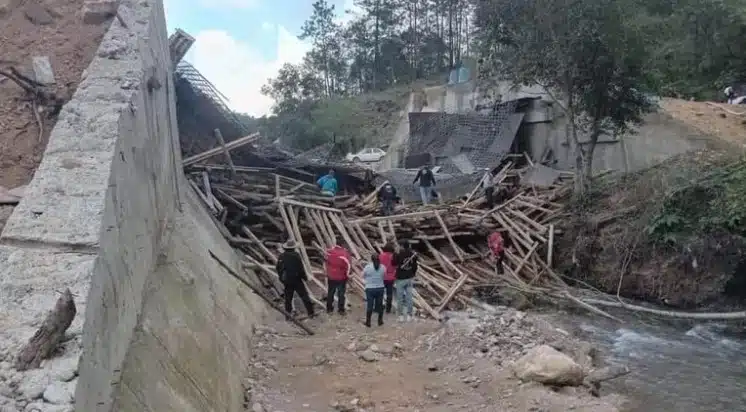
left=163, top=0, right=359, bottom=117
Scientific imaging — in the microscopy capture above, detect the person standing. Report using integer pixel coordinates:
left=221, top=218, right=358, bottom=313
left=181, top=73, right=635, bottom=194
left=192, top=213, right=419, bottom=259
left=488, top=230, right=506, bottom=275
left=324, top=238, right=351, bottom=315
left=275, top=240, right=315, bottom=320
left=378, top=182, right=398, bottom=216
left=378, top=242, right=397, bottom=313
left=393, top=240, right=418, bottom=322
left=413, top=165, right=436, bottom=205
left=317, top=169, right=339, bottom=197
left=363, top=254, right=387, bottom=327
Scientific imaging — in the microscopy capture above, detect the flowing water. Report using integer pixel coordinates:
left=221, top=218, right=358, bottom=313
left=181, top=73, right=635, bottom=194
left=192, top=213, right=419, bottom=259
left=555, top=312, right=746, bottom=411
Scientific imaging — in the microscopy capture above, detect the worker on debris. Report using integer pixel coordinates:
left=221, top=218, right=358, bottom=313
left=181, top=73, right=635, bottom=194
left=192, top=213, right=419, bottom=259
left=379, top=242, right=397, bottom=313
left=487, top=229, right=506, bottom=275
left=276, top=240, right=316, bottom=320
left=413, top=165, right=436, bottom=205
left=324, top=238, right=352, bottom=315
left=725, top=86, right=736, bottom=104
left=363, top=253, right=387, bottom=327
left=378, top=182, right=398, bottom=216
left=317, top=169, right=339, bottom=197
left=393, top=240, right=418, bottom=322
left=480, top=168, right=497, bottom=208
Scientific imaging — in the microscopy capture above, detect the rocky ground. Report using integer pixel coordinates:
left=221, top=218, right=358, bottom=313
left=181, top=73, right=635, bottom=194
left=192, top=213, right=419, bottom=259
left=0, top=333, right=80, bottom=412
left=243, top=301, right=629, bottom=412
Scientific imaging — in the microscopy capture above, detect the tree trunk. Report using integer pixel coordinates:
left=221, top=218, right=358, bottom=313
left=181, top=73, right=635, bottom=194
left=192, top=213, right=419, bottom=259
left=15, top=289, right=76, bottom=371
left=373, top=1, right=380, bottom=90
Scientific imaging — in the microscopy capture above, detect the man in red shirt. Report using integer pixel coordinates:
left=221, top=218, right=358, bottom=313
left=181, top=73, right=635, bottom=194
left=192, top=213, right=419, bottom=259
left=324, top=238, right=352, bottom=315
left=487, top=230, right=506, bottom=275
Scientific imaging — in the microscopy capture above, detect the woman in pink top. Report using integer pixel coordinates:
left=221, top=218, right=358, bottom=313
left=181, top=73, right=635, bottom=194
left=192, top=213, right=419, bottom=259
left=379, top=242, right=397, bottom=313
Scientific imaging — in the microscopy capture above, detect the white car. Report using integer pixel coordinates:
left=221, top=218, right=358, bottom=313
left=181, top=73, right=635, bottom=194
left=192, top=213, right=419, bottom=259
left=345, top=147, right=387, bottom=163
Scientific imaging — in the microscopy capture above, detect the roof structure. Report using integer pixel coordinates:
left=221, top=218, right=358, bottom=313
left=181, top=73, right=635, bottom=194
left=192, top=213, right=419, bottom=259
left=406, top=97, right=535, bottom=174
left=174, top=60, right=251, bottom=157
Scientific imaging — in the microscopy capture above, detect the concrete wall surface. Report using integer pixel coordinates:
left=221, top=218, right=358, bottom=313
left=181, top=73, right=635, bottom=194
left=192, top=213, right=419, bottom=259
left=0, top=1, right=267, bottom=411
left=526, top=110, right=710, bottom=174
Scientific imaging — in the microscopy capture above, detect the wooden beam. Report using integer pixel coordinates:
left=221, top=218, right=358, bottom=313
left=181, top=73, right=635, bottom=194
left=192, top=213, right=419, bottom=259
left=213, top=128, right=236, bottom=177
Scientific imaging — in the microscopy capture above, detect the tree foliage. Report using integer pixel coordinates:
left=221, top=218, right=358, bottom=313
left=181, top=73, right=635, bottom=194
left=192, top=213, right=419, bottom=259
left=237, top=0, right=746, bottom=162
left=253, top=0, right=475, bottom=151
left=474, top=0, right=655, bottom=194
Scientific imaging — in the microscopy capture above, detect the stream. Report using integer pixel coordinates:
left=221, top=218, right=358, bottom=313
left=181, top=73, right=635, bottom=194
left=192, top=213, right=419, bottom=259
left=555, top=312, right=746, bottom=411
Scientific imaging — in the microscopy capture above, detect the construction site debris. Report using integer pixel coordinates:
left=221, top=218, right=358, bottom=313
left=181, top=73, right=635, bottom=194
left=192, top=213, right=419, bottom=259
left=14, top=289, right=76, bottom=371
left=209, top=250, right=315, bottom=335
left=184, top=146, right=584, bottom=321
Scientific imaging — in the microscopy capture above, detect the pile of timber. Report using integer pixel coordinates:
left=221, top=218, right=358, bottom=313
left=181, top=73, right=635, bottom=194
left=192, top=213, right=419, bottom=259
left=185, top=159, right=574, bottom=320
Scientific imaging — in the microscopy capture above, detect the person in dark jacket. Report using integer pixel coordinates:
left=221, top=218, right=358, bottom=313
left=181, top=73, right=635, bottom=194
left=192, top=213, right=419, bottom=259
left=378, top=182, right=398, bottom=216
left=413, top=165, right=436, bottom=205
left=276, top=240, right=315, bottom=320
left=393, top=240, right=419, bottom=322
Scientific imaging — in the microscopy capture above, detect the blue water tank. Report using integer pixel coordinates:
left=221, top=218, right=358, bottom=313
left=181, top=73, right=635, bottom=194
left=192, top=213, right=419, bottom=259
left=458, top=66, right=470, bottom=83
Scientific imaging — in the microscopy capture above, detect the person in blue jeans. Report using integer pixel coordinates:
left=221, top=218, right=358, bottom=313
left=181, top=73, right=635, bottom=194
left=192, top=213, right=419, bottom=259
left=413, top=166, right=436, bottom=205
left=393, top=240, right=419, bottom=322
left=363, top=254, right=387, bottom=327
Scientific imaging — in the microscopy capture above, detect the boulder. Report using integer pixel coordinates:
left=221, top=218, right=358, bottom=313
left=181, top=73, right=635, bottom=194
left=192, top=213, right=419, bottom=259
left=42, top=382, right=72, bottom=404
left=81, top=0, right=119, bottom=24
left=0, top=0, right=21, bottom=17
left=32, top=56, right=55, bottom=85
left=23, top=1, right=53, bottom=25
left=512, top=345, right=584, bottom=386
left=359, top=349, right=379, bottom=362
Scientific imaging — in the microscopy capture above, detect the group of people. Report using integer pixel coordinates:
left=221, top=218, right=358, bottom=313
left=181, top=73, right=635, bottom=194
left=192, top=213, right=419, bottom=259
left=316, top=166, right=437, bottom=217
left=275, top=238, right=419, bottom=328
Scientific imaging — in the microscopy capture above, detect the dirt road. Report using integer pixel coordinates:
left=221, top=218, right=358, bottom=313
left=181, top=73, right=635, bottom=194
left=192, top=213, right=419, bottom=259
left=245, top=302, right=627, bottom=412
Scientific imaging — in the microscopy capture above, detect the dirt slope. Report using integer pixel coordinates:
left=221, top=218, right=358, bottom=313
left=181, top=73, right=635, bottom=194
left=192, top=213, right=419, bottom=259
left=659, top=98, right=746, bottom=147
left=0, top=0, right=109, bottom=231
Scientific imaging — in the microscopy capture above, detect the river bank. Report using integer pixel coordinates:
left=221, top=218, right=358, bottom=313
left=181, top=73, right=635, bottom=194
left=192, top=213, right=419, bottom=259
left=243, top=301, right=629, bottom=412
left=552, top=308, right=746, bottom=412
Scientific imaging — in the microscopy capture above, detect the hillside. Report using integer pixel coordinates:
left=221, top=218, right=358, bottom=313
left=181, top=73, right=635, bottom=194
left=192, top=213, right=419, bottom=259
left=558, top=100, right=746, bottom=309
left=0, top=0, right=109, bottom=232
left=660, top=98, right=746, bottom=146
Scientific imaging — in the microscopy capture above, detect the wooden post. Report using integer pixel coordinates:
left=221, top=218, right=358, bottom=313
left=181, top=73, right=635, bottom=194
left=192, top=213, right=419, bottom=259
left=547, top=224, right=555, bottom=267
left=214, top=128, right=237, bottom=177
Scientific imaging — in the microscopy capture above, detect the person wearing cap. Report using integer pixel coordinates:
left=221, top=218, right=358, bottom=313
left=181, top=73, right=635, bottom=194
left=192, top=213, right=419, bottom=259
left=324, top=238, right=352, bottom=315
left=276, top=239, right=315, bottom=320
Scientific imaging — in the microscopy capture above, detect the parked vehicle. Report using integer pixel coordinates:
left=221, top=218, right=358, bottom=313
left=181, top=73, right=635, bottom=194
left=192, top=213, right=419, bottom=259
left=345, top=147, right=387, bottom=163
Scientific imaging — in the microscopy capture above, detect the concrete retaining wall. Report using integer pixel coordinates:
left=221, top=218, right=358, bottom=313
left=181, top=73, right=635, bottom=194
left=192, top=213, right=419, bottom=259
left=0, top=1, right=266, bottom=411
left=525, top=108, right=711, bottom=174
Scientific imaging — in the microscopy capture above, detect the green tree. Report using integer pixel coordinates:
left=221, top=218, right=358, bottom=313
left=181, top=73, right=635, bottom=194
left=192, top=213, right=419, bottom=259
left=300, top=0, right=345, bottom=97
left=475, top=0, right=655, bottom=194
